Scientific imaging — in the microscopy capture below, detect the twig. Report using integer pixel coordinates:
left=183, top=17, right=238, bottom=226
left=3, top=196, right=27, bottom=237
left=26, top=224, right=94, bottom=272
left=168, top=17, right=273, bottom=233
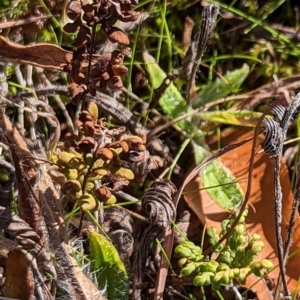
left=273, top=156, right=288, bottom=296
left=182, top=16, right=195, bottom=53
left=261, top=93, right=300, bottom=298
left=186, top=4, right=219, bottom=104
left=149, top=5, right=219, bottom=109
left=34, top=67, right=75, bottom=133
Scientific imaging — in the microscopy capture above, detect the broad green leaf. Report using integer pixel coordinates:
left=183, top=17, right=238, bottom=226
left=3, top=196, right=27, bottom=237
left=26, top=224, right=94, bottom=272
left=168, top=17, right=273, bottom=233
left=193, top=142, right=244, bottom=210
left=89, top=232, right=129, bottom=300
left=143, top=51, right=199, bottom=139
left=196, top=110, right=262, bottom=127
left=192, top=64, right=250, bottom=107
left=143, top=51, right=245, bottom=210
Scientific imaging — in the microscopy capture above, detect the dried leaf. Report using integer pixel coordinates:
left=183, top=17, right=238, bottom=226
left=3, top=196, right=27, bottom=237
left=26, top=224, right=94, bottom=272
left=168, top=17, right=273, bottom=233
left=118, top=11, right=141, bottom=22
left=69, top=83, right=86, bottom=104
left=48, top=168, right=68, bottom=186
left=63, top=180, right=82, bottom=198
left=97, top=148, right=114, bottom=160
left=0, top=15, right=51, bottom=29
left=77, top=137, right=97, bottom=153
left=0, top=36, right=72, bottom=70
left=63, top=21, right=81, bottom=33
left=107, top=27, right=130, bottom=45
left=3, top=249, right=35, bottom=299
left=68, top=1, right=82, bottom=15
left=107, top=75, right=124, bottom=89
left=0, top=110, right=43, bottom=237
left=111, top=64, right=129, bottom=76
left=95, top=186, right=112, bottom=199
left=83, top=121, right=96, bottom=137
left=79, top=110, right=94, bottom=123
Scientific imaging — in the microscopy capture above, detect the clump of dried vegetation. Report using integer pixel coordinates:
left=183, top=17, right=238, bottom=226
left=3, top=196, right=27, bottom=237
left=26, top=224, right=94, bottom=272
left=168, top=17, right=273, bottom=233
left=1, top=0, right=300, bottom=300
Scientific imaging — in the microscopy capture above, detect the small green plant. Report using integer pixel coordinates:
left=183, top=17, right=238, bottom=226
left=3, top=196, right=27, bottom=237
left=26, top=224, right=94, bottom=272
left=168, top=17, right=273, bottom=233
left=175, top=208, right=273, bottom=291
left=50, top=102, right=144, bottom=213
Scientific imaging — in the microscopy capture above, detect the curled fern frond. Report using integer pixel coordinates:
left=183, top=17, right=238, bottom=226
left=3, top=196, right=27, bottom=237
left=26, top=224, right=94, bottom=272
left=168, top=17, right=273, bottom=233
left=261, top=118, right=283, bottom=158
left=132, top=179, right=177, bottom=298
left=142, top=178, right=177, bottom=228
left=270, top=103, right=287, bottom=122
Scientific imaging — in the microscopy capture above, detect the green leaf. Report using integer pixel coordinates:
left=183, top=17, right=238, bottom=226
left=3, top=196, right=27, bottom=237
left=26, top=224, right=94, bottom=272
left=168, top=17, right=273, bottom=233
left=143, top=51, right=199, bottom=140
left=143, top=52, right=245, bottom=211
left=193, top=272, right=214, bottom=286
left=181, top=263, right=197, bottom=276
left=193, top=142, right=244, bottom=210
left=196, top=110, right=262, bottom=127
left=89, top=232, right=129, bottom=300
left=192, top=64, right=250, bottom=107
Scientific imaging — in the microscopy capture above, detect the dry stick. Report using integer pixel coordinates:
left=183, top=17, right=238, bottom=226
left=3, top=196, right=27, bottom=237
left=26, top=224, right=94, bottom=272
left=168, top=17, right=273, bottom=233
left=272, top=94, right=300, bottom=298
left=150, top=5, right=219, bottom=109
left=35, top=67, right=75, bottom=133
left=0, top=62, right=8, bottom=97
left=14, top=64, right=26, bottom=136
left=273, top=155, right=289, bottom=298
left=0, top=95, right=61, bottom=151
left=77, top=19, right=98, bottom=116
left=75, top=15, right=111, bottom=235
left=0, top=15, right=52, bottom=29
left=182, top=16, right=195, bottom=53
left=286, top=164, right=300, bottom=251
left=280, top=161, right=300, bottom=297
left=186, top=4, right=219, bottom=104
left=24, top=36, right=38, bottom=142
left=17, top=86, right=149, bottom=137
left=77, top=131, right=105, bottom=236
